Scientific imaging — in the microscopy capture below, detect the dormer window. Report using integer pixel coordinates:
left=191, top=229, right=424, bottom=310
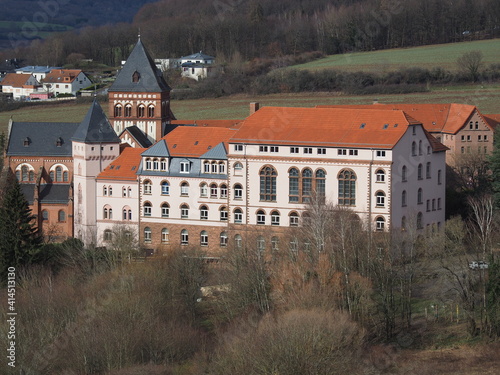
left=132, top=71, right=140, bottom=83
left=23, top=137, right=30, bottom=147
left=180, top=161, right=190, bottom=173
left=56, top=137, right=63, bottom=147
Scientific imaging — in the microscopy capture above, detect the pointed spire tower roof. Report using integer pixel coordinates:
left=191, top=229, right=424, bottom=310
left=72, top=100, right=120, bottom=144
left=109, top=38, right=171, bottom=93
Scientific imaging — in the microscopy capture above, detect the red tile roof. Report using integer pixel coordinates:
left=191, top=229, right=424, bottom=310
left=97, top=147, right=145, bottom=180
left=483, top=114, right=500, bottom=130
left=316, top=103, right=489, bottom=134
left=171, top=119, right=242, bottom=128
left=162, top=126, right=238, bottom=157
left=230, top=106, right=422, bottom=149
left=1, top=73, right=38, bottom=87
left=42, top=69, right=82, bottom=84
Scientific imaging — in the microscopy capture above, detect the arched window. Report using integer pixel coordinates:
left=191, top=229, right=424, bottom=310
left=124, top=104, right=132, bottom=117
left=417, top=164, right=423, bottom=180
left=289, top=168, right=299, bottom=202
left=137, top=105, right=145, bottom=118
left=200, top=205, right=208, bottom=220
left=143, top=180, right=152, bottom=194
left=161, top=181, right=170, bottom=195
left=58, top=210, right=66, bottom=222
left=302, top=168, right=313, bottom=202
left=234, top=162, right=243, bottom=171
left=234, top=208, right=243, bottom=223
left=104, top=229, right=113, bottom=242
left=56, top=166, right=62, bottom=182
left=181, top=229, right=189, bottom=245
left=289, top=212, right=299, bottom=227
left=145, top=158, right=152, bottom=170
left=103, top=205, right=112, bottom=219
left=143, top=202, right=152, bottom=217
left=210, top=183, right=218, bottom=198
left=219, top=162, right=226, bottom=174
left=42, top=210, right=49, bottom=221
left=148, top=105, right=155, bottom=118
left=200, top=230, right=208, bottom=246
left=153, top=158, right=159, bottom=170
left=21, top=165, right=28, bottom=181
left=259, top=165, right=277, bottom=201
left=220, top=184, right=228, bottom=198
left=257, top=236, right=266, bottom=254
left=402, top=190, right=407, bottom=207
left=161, top=228, right=169, bottom=243
left=220, top=206, right=228, bottom=221
left=376, top=169, right=385, bottom=183
left=203, top=161, right=210, bottom=173
left=257, top=210, right=266, bottom=225
left=271, top=236, right=279, bottom=251
left=375, top=217, right=385, bottom=231
left=402, top=165, right=407, bottom=182
left=181, top=204, right=189, bottom=219
left=338, top=169, right=356, bottom=206
left=376, top=191, right=386, bottom=207
left=315, top=169, right=326, bottom=197
left=144, top=227, right=151, bottom=242
left=161, top=203, right=169, bottom=218
left=418, top=140, right=422, bottom=155
left=220, top=232, right=228, bottom=247
left=234, top=234, right=242, bottom=248
left=271, top=211, right=280, bottom=226
left=426, top=162, right=431, bottom=179
left=114, top=105, right=122, bottom=117
left=211, top=162, right=217, bottom=174
left=417, top=212, right=423, bottom=229
left=181, top=182, right=189, bottom=196
left=160, top=158, right=167, bottom=171
left=200, top=183, right=208, bottom=197
left=234, top=184, right=243, bottom=199
left=411, top=142, right=417, bottom=156
left=417, top=188, right=423, bottom=204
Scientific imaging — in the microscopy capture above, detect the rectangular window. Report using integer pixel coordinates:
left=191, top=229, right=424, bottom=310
left=484, top=135, right=488, bottom=141
left=180, top=162, right=190, bottom=173
left=201, top=208, right=208, bottom=220
left=270, top=146, right=279, bottom=153
left=181, top=207, right=189, bottom=219
left=349, top=149, right=358, bottom=156
left=234, top=144, right=243, bottom=151
left=303, top=147, right=312, bottom=154
left=290, top=147, right=299, bottom=154
left=478, top=135, right=482, bottom=142
left=289, top=176, right=299, bottom=202
left=461, top=135, right=466, bottom=142
left=376, top=150, right=386, bottom=157
left=426, top=200, right=430, bottom=212
left=338, top=149, right=347, bottom=155
left=220, top=185, right=228, bottom=198
left=317, top=148, right=326, bottom=155
left=257, top=213, right=265, bottom=225
left=467, top=135, right=471, bottom=142
left=259, top=145, right=268, bottom=152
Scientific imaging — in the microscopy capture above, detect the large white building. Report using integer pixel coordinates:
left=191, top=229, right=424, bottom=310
left=94, top=105, right=447, bottom=253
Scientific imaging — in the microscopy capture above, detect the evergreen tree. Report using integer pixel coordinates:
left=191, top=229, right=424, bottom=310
left=0, top=175, right=43, bottom=284
left=489, top=126, right=500, bottom=208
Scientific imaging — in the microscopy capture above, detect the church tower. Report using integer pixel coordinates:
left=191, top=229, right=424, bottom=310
left=73, top=100, right=120, bottom=245
left=108, top=38, right=173, bottom=144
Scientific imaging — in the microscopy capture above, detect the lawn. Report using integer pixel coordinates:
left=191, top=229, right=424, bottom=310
left=2, top=83, right=500, bottom=136
left=288, top=39, right=500, bottom=72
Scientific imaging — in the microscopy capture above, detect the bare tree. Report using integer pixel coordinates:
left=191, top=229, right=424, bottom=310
left=468, top=195, right=496, bottom=259
left=457, top=50, right=483, bottom=82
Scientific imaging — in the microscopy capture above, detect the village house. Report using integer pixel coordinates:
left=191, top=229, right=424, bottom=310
left=0, top=72, right=42, bottom=100
left=41, top=69, right=91, bottom=96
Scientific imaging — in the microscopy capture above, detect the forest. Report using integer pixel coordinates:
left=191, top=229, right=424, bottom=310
left=2, top=0, right=500, bottom=68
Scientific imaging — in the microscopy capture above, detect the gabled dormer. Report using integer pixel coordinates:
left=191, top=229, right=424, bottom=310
left=200, top=142, right=228, bottom=175
left=140, top=140, right=170, bottom=173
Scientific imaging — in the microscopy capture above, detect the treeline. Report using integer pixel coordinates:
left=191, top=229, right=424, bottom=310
left=3, top=0, right=500, bottom=67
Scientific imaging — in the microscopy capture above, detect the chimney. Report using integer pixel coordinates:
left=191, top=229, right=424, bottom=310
left=250, top=102, right=260, bottom=115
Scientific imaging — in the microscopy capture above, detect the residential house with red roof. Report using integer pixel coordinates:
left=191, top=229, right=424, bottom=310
left=41, top=69, right=91, bottom=96
left=0, top=72, right=41, bottom=100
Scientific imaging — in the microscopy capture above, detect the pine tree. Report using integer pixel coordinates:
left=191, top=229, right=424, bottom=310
left=0, top=175, right=43, bottom=284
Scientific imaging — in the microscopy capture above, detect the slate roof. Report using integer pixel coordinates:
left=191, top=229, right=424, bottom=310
left=21, top=184, right=71, bottom=204
left=200, top=142, right=227, bottom=160
left=231, top=107, right=422, bottom=149
left=109, top=38, right=171, bottom=93
left=181, top=51, right=215, bottom=60
left=7, top=121, right=79, bottom=156
left=119, top=125, right=153, bottom=148
left=141, top=139, right=170, bottom=157
left=16, top=66, right=60, bottom=74
left=72, top=100, right=120, bottom=144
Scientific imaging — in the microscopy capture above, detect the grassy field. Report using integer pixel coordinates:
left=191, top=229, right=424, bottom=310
left=288, top=39, right=500, bottom=72
left=1, top=83, right=500, bottom=136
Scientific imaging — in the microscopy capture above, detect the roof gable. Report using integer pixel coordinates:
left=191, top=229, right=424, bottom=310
left=141, top=139, right=170, bottom=157
left=119, top=125, right=153, bottom=148
left=1, top=73, right=39, bottom=87
left=72, top=100, right=120, bottom=144
left=109, top=38, right=170, bottom=93
left=200, top=142, right=227, bottom=160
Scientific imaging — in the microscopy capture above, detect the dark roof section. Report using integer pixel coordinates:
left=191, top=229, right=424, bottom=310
left=21, top=184, right=71, bottom=204
left=109, top=38, right=171, bottom=93
left=141, top=139, right=169, bottom=157
left=120, top=125, right=153, bottom=148
left=72, top=100, right=120, bottom=144
left=7, top=121, right=79, bottom=157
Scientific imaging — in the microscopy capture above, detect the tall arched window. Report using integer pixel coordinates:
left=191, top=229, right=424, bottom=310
left=124, top=104, right=132, bottom=117
left=220, top=232, right=228, bottom=247
left=411, top=142, right=417, bottom=156
left=426, top=162, right=431, bottom=179
left=288, top=168, right=299, bottom=202
left=417, top=188, right=423, bottom=204
left=200, top=231, right=208, bottom=246
left=302, top=168, right=313, bottom=202
left=161, top=228, right=169, bottom=243
left=402, top=190, right=407, bottom=207
left=114, top=105, right=122, bottom=117
left=144, top=227, right=151, bottom=242
left=259, top=165, right=277, bottom=201
left=58, top=210, right=66, bottom=222
left=148, top=105, right=155, bottom=118
left=417, top=164, right=423, bottom=180
left=402, top=165, right=407, bottom=182
left=161, top=203, right=170, bottom=218
left=338, top=169, right=356, bottom=206
left=418, top=140, right=423, bottom=155
left=315, top=169, right=326, bottom=198
left=56, top=166, right=62, bottom=182
left=137, top=105, right=145, bottom=118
